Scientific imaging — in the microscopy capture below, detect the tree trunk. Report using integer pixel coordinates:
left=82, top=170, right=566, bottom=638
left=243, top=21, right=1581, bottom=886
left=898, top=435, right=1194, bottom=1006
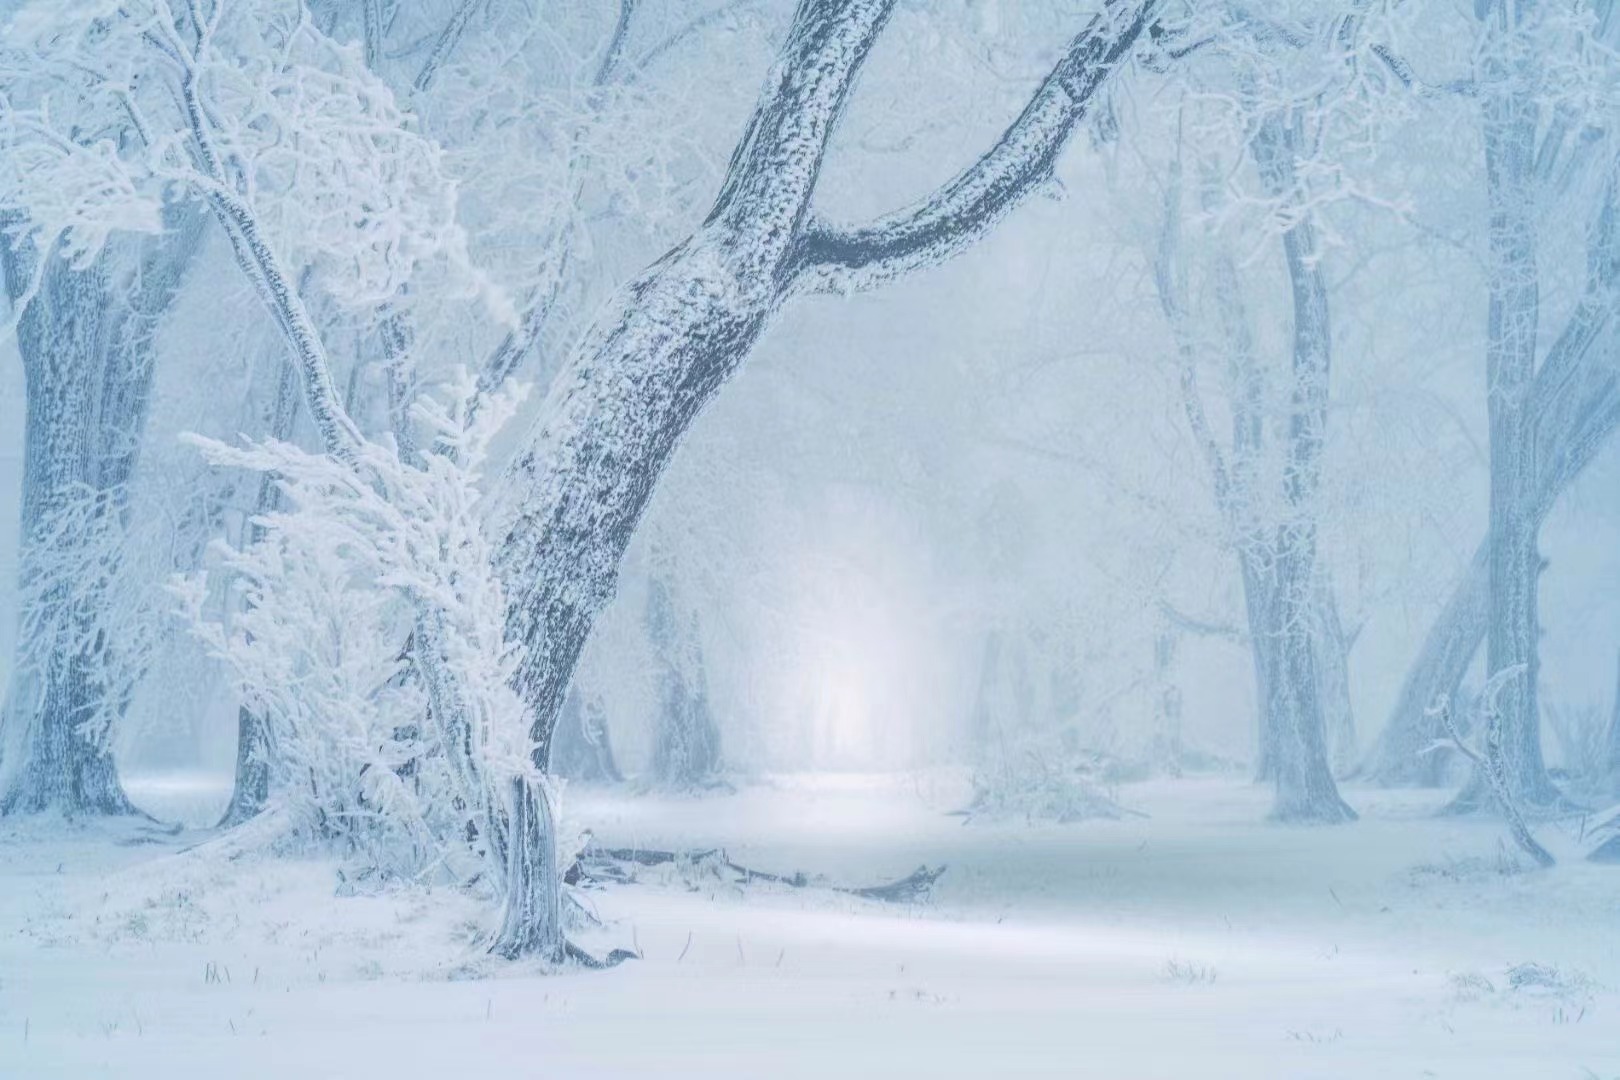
left=550, top=688, right=623, bottom=784
left=1, top=246, right=119, bottom=813
left=1166, top=162, right=1341, bottom=793
left=1251, top=110, right=1355, bottom=824
left=0, top=212, right=202, bottom=815
left=1262, top=558, right=1355, bottom=822
left=1313, top=573, right=1357, bottom=777
left=646, top=577, right=721, bottom=788
left=1241, top=546, right=1282, bottom=782
left=1455, top=50, right=1562, bottom=813
left=489, top=776, right=564, bottom=962
left=218, top=362, right=300, bottom=828
left=1150, top=628, right=1183, bottom=776
left=1606, top=650, right=1620, bottom=783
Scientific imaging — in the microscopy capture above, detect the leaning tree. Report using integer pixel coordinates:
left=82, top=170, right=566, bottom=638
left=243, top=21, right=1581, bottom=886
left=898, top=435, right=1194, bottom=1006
left=2, top=0, right=1162, bottom=954
left=495, top=0, right=1162, bottom=787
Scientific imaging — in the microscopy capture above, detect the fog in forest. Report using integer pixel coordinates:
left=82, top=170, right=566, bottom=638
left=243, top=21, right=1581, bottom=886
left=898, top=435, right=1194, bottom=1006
left=1, top=2, right=1618, bottom=1076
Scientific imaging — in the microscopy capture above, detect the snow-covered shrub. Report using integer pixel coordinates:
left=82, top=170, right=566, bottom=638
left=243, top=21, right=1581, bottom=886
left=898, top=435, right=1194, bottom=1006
left=966, top=727, right=1138, bottom=824
left=175, top=372, right=536, bottom=885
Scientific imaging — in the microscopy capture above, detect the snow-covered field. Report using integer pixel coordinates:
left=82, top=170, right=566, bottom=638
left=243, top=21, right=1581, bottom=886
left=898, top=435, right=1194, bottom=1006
left=2, top=773, right=1617, bottom=1079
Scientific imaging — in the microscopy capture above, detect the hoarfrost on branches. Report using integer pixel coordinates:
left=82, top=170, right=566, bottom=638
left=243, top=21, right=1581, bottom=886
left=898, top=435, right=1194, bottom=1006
left=176, top=372, right=542, bottom=892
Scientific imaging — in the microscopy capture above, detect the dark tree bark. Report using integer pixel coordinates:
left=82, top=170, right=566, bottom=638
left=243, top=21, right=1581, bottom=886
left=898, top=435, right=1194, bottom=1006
left=490, top=777, right=564, bottom=962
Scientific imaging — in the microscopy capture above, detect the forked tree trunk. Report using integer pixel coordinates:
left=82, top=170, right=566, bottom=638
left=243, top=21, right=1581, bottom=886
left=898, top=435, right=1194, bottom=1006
left=1376, top=3, right=1620, bottom=807
left=498, top=0, right=1156, bottom=794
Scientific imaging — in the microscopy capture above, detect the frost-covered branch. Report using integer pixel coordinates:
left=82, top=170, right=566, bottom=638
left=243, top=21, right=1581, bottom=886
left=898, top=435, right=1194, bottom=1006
left=179, top=375, right=556, bottom=933
left=413, top=0, right=481, bottom=93
left=1427, top=668, right=1556, bottom=868
left=790, top=0, right=1159, bottom=294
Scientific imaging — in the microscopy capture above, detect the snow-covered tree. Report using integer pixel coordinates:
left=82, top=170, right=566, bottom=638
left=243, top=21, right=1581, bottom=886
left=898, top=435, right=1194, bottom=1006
left=1128, top=0, right=1424, bottom=821
left=0, top=207, right=204, bottom=814
left=495, top=0, right=1161, bottom=817
left=1365, top=0, right=1620, bottom=808
left=179, top=373, right=562, bottom=958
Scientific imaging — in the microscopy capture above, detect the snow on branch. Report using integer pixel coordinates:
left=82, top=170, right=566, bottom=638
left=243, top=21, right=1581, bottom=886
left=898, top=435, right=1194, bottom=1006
left=0, top=0, right=502, bottom=320
left=705, top=0, right=896, bottom=269
left=1425, top=668, right=1557, bottom=869
left=0, top=109, right=163, bottom=272
left=788, top=0, right=1159, bottom=295
left=175, top=372, right=538, bottom=883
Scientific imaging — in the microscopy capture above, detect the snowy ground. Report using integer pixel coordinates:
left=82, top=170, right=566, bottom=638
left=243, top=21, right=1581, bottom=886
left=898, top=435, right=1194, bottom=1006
left=2, top=772, right=1617, bottom=1078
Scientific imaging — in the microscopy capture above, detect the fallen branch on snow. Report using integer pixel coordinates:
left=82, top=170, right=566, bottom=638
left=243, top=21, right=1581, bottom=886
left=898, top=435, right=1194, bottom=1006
left=568, top=844, right=946, bottom=904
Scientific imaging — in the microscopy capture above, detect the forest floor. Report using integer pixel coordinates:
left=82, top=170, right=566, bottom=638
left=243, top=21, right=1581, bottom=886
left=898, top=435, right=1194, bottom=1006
left=1, top=772, right=1617, bottom=1078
